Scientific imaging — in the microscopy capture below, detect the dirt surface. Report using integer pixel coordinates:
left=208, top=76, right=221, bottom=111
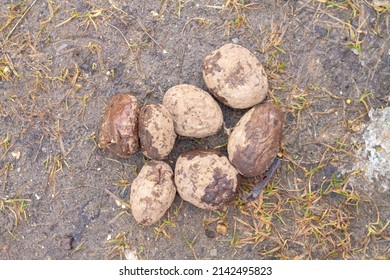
left=0, top=0, right=389, bottom=260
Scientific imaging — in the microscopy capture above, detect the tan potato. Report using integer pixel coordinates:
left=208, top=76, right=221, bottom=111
left=203, top=43, right=268, bottom=109
left=139, top=104, right=176, bottom=160
left=228, top=103, right=284, bottom=177
left=162, top=84, right=223, bottom=138
left=130, top=161, right=176, bottom=226
left=175, top=149, right=240, bottom=210
left=98, top=93, right=139, bottom=157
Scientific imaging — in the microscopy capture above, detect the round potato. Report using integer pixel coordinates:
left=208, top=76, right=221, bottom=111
left=139, top=104, right=176, bottom=160
left=98, top=93, right=139, bottom=157
left=162, top=84, right=223, bottom=138
left=130, top=161, right=176, bottom=226
left=203, top=43, right=268, bottom=109
left=228, top=102, right=284, bottom=177
left=175, top=149, right=240, bottom=210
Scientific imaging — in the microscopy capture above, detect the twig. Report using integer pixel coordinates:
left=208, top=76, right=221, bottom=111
left=136, top=18, right=164, bottom=51
left=3, top=0, right=39, bottom=44
left=33, top=135, right=45, bottom=162
left=245, top=157, right=282, bottom=202
left=0, top=143, right=14, bottom=161
left=105, top=22, right=131, bottom=47
left=108, top=0, right=128, bottom=15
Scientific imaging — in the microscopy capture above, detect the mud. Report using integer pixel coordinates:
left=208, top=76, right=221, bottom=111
left=0, top=0, right=389, bottom=260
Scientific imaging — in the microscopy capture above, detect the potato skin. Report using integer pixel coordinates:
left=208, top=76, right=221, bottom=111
left=175, top=149, right=240, bottom=210
left=98, top=93, right=139, bottom=157
left=162, top=84, right=223, bottom=138
left=139, top=104, right=176, bottom=160
left=228, top=103, right=284, bottom=177
left=203, top=43, right=268, bottom=109
left=130, top=161, right=176, bottom=226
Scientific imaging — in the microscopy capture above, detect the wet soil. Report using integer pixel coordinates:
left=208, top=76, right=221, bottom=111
left=0, top=0, right=389, bottom=259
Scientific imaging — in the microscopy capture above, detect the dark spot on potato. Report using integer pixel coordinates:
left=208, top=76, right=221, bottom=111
left=138, top=107, right=161, bottom=159
left=141, top=196, right=154, bottom=204
left=201, top=168, right=238, bottom=206
left=152, top=190, right=162, bottom=198
left=203, top=51, right=222, bottom=75
left=139, top=125, right=161, bottom=160
left=225, top=62, right=247, bottom=88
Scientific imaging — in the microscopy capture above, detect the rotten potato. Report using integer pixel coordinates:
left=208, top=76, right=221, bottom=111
left=139, top=104, right=176, bottom=160
left=228, top=102, right=284, bottom=178
left=130, top=160, right=176, bottom=226
left=98, top=93, right=139, bottom=157
left=203, top=43, right=268, bottom=109
left=175, top=149, right=240, bottom=210
left=162, top=84, right=223, bottom=138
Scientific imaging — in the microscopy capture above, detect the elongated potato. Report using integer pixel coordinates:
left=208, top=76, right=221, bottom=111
left=228, top=103, right=284, bottom=177
left=130, top=161, right=176, bottom=226
left=98, top=93, right=139, bottom=157
left=139, top=104, right=176, bottom=160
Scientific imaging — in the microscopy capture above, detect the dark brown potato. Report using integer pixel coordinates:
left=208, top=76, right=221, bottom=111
left=175, top=149, right=240, bottom=210
left=203, top=43, right=268, bottom=109
left=98, top=93, right=139, bottom=157
left=139, top=104, right=176, bottom=160
left=228, top=103, right=284, bottom=177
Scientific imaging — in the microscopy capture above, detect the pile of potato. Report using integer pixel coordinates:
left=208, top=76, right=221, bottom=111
left=98, top=44, right=284, bottom=226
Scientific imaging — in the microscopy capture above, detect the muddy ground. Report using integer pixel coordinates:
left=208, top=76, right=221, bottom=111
left=0, top=0, right=389, bottom=260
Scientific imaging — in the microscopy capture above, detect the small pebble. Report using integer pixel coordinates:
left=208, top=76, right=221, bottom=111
left=60, top=235, right=74, bottom=251
left=2, top=245, right=8, bottom=254
left=205, top=228, right=216, bottom=239
left=210, top=248, right=217, bottom=257
left=216, top=222, right=228, bottom=235
left=351, top=48, right=359, bottom=55
left=125, top=249, right=138, bottom=260
left=11, top=151, right=21, bottom=159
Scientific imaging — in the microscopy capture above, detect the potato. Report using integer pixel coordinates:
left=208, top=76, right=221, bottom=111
left=139, top=104, right=176, bottom=160
left=98, top=93, right=139, bottom=157
left=130, top=161, right=176, bottom=226
left=162, top=84, right=223, bottom=138
left=228, top=102, right=284, bottom=177
left=203, top=43, right=268, bottom=109
left=175, top=149, right=240, bottom=210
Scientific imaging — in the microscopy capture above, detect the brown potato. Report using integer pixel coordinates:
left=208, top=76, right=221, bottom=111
left=139, top=104, right=176, bottom=160
left=228, top=102, right=284, bottom=177
left=162, top=84, right=223, bottom=138
left=130, top=161, right=176, bottom=226
left=203, top=43, right=268, bottom=109
left=98, top=93, right=139, bottom=157
left=175, top=149, right=240, bottom=210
